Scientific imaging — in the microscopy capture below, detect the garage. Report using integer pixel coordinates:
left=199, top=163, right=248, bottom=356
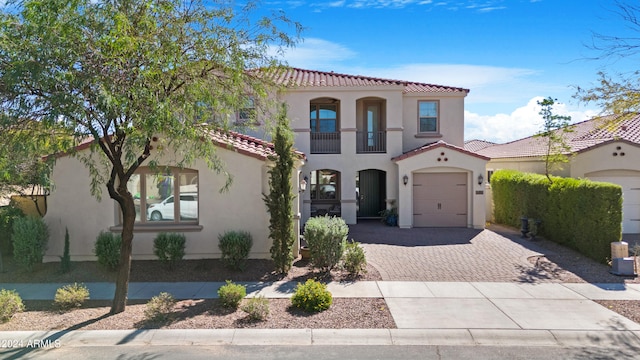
left=587, top=171, right=640, bottom=234
left=413, top=172, right=467, bottom=227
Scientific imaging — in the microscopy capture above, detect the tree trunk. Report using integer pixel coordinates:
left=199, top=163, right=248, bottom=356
left=110, top=194, right=136, bottom=314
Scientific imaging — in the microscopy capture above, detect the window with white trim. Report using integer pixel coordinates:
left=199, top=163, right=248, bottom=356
left=125, top=167, right=199, bottom=224
left=418, top=100, right=439, bottom=133
left=236, top=97, right=256, bottom=125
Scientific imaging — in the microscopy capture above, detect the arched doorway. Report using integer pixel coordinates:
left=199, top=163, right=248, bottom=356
left=357, top=169, right=386, bottom=218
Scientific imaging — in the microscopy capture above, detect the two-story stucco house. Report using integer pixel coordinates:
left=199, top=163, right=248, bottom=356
left=274, top=68, right=488, bottom=229
left=42, top=68, right=487, bottom=262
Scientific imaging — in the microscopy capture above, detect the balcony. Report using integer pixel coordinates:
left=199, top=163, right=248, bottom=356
left=310, top=132, right=341, bottom=154
left=356, top=131, right=386, bottom=153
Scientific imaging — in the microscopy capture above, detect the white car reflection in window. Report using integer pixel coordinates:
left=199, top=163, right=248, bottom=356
left=147, top=193, right=198, bottom=221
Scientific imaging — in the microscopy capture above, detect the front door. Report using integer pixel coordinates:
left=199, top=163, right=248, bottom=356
left=357, top=170, right=386, bottom=218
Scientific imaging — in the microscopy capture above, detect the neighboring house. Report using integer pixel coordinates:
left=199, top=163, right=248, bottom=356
left=43, top=131, right=305, bottom=262
left=471, top=115, right=640, bottom=234
left=271, top=68, right=488, bottom=229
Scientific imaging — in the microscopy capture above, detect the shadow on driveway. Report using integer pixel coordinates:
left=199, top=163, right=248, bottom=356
left=348, top=220, right=482, bottom=247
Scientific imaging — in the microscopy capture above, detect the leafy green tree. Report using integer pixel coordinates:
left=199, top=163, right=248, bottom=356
left=263, top=104, right=296, bottom=274
left=0, top=0, right=300, bottom=313
left=534, top=97, right=572, bottom=182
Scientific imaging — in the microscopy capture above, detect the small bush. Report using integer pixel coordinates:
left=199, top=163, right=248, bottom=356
left=217, top=280, right=246, bottom=309
left=60, top=227, right=72, bottom=273
left=54, top=283, right=89, bottom=311
left=218, top=231, right=253, bottom=271
left=0, top=289, right=25, bottom=322
left=241, top=295, right=270, bottom=321
left=291, top=279, right=332, bottom=312
left=94, top=231, right=121, bottom=271
left=153, top=233, right=186, bottom=269
left=144, top=292, right=176, bottom=321
left=12, top=216, right=49, bottom=271
left=304, top=216, right=348, bottom=271
left=342, top=240, right=367, bottom=276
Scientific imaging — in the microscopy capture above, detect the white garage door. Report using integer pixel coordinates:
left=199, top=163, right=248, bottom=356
left=413, top=173, right=467, bottom=227
left=588, top=174, right=640, bottom=234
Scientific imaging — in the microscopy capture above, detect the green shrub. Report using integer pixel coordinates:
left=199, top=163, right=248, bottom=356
left=304, top=216, right=348, bottom=271
left=60, top=227, right=72, bottom=273
left=241, top=295, right=270, bottom=321
left=153, top=232, right=186, bottom=269
left=218, top=231, right=253, bottom=271
left=0, top=289, right=25, bottom=322
left=54, top=283, right=89, bottom=311
left=342, top=240, right=367, bottom=276
left=94, top=231, right=121, bottom=271
left=491, top=169, right=622, bottom=263
left=0, top=204, right=24, bottom=256
left=144, top=292, right=176, bottom=321
left=291, top=279, right=332, bottom=312
left=217, top=280, right=246, bottom=309
left=12, top=216, right=49, bottom=271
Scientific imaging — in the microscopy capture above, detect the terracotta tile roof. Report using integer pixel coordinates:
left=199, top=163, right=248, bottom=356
left=208, top=130, right=306, bottom=161
left=268, top=67, right=469, bottom=94
left=464, top=139, right=497, bottom=152
left=60, top=130, right=305, bottom=162
left=392, top=140, right=490, bottom=162
left=476, top=114, right=640, bottom=159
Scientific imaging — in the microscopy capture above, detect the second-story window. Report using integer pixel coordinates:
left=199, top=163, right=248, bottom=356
left=310, top=103, right=338, bottom=132
left=418, top=100, right=439, bottom=133
left=236, top=97, right=256, bottom=125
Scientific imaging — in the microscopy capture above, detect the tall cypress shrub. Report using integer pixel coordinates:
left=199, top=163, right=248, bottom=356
left=263, top=104, right=296, bottom=273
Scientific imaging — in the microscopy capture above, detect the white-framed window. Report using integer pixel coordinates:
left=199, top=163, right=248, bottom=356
left=418, top=100, right=439, bottom=133
left=236, top=97, right=256, bottom=125
left=125, top=167, right=199, bottom=224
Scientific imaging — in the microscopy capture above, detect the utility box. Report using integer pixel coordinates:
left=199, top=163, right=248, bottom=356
left=611, top=257, right=636, bottom=276
left=611, top=241, right=629, bottom=260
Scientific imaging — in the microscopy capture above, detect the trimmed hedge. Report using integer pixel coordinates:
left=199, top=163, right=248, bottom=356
left=491, top=169, right=621, bottom=263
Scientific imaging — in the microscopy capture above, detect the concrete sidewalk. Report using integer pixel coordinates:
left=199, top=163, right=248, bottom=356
left=2, top=281, right=640, bottom=348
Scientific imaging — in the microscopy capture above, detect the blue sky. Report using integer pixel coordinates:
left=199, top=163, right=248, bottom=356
left=262, top=0, right=637, bottom=143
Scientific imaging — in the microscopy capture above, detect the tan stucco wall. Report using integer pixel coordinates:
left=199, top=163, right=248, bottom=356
left=395, top=148, right=487, bottom=229
left=402, top=93, right=466, bottom=152
left=43, top=145, right=295, bottom=262
left=570, top=142, right=640, bottom=178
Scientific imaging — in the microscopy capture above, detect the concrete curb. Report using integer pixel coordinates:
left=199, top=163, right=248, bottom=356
left=2, top=329, right=640, bottom=348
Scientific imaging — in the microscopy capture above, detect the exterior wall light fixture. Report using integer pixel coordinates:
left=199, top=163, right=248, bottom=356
left=300, top=176, right=308, bottom=192
left=403, top=174, right=409, bottom=186
left=478, top=174, right=484, bottom=185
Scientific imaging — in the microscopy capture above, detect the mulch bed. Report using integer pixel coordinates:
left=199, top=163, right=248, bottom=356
left=0, top=298, right=395, bottom=331
left=0, top=256, right=382, bottom=283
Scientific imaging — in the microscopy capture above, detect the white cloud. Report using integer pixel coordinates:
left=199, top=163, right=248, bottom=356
left=363, top=63, right=538, bottom=90
left=277, top=38, right=357, bottom=68
left=464, top=97, right=599, bottom=143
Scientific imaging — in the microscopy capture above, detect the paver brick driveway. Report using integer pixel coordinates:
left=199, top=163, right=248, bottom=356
left=349, top=221, right=547, bottom=282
